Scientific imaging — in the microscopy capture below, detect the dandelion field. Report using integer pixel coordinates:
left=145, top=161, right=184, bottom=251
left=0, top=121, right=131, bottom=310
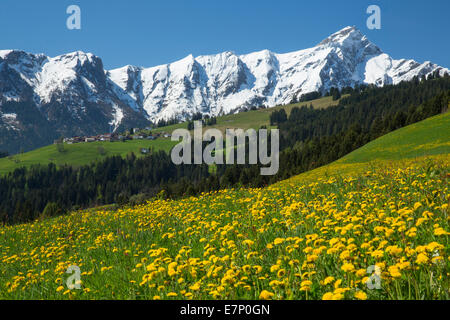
left=0, top=155, right=448, bottom=300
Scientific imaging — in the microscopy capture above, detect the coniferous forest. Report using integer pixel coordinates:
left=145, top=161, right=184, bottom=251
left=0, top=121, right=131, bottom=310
left=0, top=74, right=449, bottom=225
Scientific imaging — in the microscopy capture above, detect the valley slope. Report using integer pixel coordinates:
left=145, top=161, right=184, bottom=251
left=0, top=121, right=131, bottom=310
left=1, top=109, right=448, bottom=300
left=0, top=95, right=340, bottom=175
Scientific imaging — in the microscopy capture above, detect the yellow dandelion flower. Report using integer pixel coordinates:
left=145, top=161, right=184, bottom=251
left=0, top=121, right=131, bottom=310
left=341, top=263, right=355, bottom=273
left=259, top=290, right=274, bottom=300
left=323, top=276, right=335, bottom=285
left=277, top=269, right=286, bottom=278
left=416, top=253, right=429, bottom=265
left=270, top=265, right=280, bottom=273
left=322, top=292, right=334, bottom=300
left=434, top=227, right=449, bottom=236
left=354, top=291, right=367, bottom=300
left=388, top=266, right=401, bottom=278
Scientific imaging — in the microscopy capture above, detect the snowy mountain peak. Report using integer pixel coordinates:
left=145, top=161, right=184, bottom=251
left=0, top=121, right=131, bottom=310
left=100, top=27, right=448, bottom=122
left=51, top=51, right=97, bottom=67
left=318, top=26, right=378, bottom=52
left=1, top=27, right=449, bottom=141
left=319, top=26, right=360, bottom=44
left=0, top=49, right=47, bottom=68
left=169, top=54, right=197, bottom=77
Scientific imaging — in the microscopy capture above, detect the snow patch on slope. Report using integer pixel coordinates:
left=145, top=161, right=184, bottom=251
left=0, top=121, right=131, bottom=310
left=35, top=52, right=91, bottom=104
left=1, top=112, right=19, bottom=131
left=0, top=50, right=14, bottom=59
left=109, top=103, right=124, bottom=132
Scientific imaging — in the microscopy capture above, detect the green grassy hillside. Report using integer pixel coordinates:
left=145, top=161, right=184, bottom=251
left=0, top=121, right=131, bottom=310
left=0, top=139, right=177, bottom=175
left=284, top=112, right=450, bottom=184
left=153, top=96, right=342, bottom=134
left=339, top=112, right=450, bottom=164
left=0, top=96, right=341, bottom=175
left=1, top=120, right=448, bottom=300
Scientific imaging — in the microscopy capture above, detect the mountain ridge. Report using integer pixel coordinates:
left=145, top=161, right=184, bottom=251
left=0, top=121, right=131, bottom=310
left=106, top=26, right=449, bottom=121
left=0, top=26, right=448, bottom=153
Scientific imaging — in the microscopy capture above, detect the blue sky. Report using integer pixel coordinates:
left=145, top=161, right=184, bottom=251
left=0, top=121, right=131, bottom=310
left=1, top=0, right=449, bottom=70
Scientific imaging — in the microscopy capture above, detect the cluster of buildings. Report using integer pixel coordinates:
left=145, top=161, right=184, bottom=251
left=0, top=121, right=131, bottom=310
left=62, top=133, right=114, bottom=144
left=58, top=128, right=172, bottom=145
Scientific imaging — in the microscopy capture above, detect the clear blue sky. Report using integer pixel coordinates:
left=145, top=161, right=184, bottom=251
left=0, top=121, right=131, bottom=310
left=1, top=0, right=449, bottom=70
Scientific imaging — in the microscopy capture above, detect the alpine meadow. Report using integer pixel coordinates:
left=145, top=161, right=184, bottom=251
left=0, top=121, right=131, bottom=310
left=0, top=1, right=449, bottom=305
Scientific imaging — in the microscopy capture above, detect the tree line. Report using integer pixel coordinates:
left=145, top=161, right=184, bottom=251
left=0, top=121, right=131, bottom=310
left=0, top=74, right=448, bottom=225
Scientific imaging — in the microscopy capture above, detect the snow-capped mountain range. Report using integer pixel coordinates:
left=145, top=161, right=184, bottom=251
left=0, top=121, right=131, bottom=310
left=0, top=26, right=448, bottom=153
